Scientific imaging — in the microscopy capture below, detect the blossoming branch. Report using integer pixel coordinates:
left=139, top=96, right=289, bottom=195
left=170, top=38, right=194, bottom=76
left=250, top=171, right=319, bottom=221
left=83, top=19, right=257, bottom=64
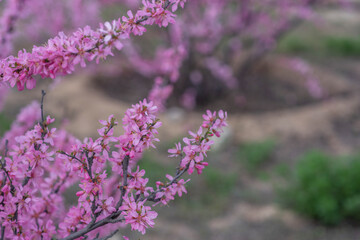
left=0, top=96, right=227, bottom=239
left=0, top=0, right=185, bottom=91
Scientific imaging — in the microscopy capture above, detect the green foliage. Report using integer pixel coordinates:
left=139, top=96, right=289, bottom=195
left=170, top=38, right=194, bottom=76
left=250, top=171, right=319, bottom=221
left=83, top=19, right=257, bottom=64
left=0, top=113, right=11, bottom=136
left=237, top=139, right=276, bottom=171
left=325, top=36, right=360, bottom=57
left=282, top=150, right=360, bottom=225
left=278, top=34, right=360, bottom=57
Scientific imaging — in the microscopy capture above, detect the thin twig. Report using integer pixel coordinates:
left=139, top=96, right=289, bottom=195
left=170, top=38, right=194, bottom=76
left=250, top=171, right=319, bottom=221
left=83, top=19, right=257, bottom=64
left=94, top=229, right=119, bottom=240
left=59, top=215, right=123, bottom=240
left=0, top=140, right=14, bottom=192
left=53, top=172, right=70, bottom=194
left=1, top=225, right=5, bottom=240
left=4, top=140, right=9, bottom=157
left=116, top=155, right=130, bottom=210
left=40, top=90, right=46, bottom=124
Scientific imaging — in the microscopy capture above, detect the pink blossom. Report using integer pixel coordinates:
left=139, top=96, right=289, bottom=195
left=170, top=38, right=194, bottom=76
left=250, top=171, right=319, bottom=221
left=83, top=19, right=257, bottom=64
left=168, top=142, right=182, bottom=157
left=120, top=195, right=158, bottom=234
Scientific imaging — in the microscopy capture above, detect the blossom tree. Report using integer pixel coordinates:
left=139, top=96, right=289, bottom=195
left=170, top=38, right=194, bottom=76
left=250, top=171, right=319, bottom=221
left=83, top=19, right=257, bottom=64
left=110, top=0, right=349, bottom=109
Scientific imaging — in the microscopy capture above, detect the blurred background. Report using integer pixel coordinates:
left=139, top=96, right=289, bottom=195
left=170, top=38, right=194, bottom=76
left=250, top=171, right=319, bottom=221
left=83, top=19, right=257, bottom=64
left=2, top=0, right=360, bottom=239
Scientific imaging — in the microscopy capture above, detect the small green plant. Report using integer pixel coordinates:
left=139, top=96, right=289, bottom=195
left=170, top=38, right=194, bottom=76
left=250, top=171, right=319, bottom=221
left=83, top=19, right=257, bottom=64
left=237, top=139, right=276, bottom=171
left=281, top=150, right=360, bottom=225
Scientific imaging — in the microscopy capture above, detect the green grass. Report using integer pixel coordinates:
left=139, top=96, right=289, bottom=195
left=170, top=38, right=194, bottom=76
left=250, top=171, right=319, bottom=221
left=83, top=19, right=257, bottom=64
left=278, top=34, right=360, bottom=57
left=325, top=36, right=360, bottom=56
left=237, top=139, right=276, bottom=172
left=203, top=166, right=237, bottom=196
left=0, top=113, right=11, bottom=136
left=274, top=163, right=291, bottom=178
left=180, top=166, right=238, bottom=216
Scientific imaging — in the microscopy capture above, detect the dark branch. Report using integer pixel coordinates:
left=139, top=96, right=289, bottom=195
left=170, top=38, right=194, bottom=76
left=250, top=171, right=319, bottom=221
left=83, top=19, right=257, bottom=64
left=116, top=155, right=130, bottom=210
left=94, top=229, right=119, bottom=240
left=1, top=225, right=5, bottom=240
left=40, top=90, right=46, bottom=124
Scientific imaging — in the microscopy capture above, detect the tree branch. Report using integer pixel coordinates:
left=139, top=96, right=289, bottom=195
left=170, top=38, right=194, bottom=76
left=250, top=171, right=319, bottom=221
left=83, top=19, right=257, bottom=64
left=94, top=229, right=119, bottom=240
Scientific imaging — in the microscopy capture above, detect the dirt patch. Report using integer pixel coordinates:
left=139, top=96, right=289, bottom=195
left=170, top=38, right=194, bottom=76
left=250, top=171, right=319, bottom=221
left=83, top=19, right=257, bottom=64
left=91, top=54, right=353, bottom=113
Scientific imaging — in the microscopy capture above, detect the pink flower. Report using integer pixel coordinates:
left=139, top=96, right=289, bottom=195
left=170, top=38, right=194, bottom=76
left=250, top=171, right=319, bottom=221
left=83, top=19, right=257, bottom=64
left=168, top=142, right=182, bottom=157
left=188, top=127, right=203, bottom=143
left=153, top=9, right=176, bottom=27
left=120, top=195, right=158, bottom=234
left=170, top=0, right=187, bottom=12
left=96, top=197, right=116, bottom=215
left=166, top=175, right=189, bottom=197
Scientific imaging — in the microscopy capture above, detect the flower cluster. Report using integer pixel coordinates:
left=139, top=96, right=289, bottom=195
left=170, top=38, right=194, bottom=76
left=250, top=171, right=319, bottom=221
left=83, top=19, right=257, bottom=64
left=120, top=195, right=157, bottom=234
left=0, top=98, right=227, bottom=239
left=0, top=0, right=186, bottom=91
left=147, top=110, right=228, bottom=206
left=0, top=109, right=78, bottom=239
left=172, top=110, right=227, bottom=175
